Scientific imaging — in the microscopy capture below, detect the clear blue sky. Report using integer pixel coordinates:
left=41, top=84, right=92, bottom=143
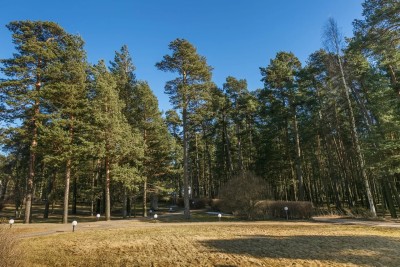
left=0, top=0, right=364, bottom=112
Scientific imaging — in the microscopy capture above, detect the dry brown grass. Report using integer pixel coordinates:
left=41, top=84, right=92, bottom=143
left=15, top=221, right=400, bottom=267
left=0, top=225, right=21, bottom=267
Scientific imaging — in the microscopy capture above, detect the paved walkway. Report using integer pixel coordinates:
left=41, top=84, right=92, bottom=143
left=9, top=213, right=400, bottom=239
left=312, top=216, right=400, bottom=228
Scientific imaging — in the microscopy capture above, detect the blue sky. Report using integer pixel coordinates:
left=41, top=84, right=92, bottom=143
left=0, top=0, right=364, bottom=112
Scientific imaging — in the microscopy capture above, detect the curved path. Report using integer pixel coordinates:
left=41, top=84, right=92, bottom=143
left=10, top=214, right=400, bottom=239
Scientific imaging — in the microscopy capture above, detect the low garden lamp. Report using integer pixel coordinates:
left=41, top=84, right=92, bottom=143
left=72, top=220, right=77, bottom=232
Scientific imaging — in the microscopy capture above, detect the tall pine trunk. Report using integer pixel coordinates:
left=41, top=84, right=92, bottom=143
left=292, top=105, right=304, bottom=201
left=337, top=54, right=376, bottom=216
left=44, top=172, right=56, bottom=219
left=182, top=106, right=191, bottom=219
left=63, top=159, right=71, bottom=223
left=63, top=117, right=74, bottom=223
left=105, top=154, right=111, bottom=221
left=25, top=98, right=39, bottom=224
left=143, top=129, right=148, bottom=217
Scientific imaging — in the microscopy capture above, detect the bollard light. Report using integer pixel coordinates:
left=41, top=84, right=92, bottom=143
left=154, top=214, right=158, bottom=220
left=218, top=213, right=222, bottom=222
left=284, top=206, right=289, bottom=220
left=9, top=219, right=14, bottom=228
left=96, top=214, right=100, bottom=221
left=72, top=220, right=77, bottom=232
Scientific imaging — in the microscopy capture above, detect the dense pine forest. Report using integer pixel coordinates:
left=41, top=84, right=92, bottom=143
left=0, top=0, right=399, bottom=223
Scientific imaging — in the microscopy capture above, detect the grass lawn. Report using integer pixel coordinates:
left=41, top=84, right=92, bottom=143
left=6, top=221, right=399, bottom=267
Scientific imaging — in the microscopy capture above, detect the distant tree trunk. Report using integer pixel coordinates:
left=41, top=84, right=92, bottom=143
left=127, top=195, right=131, bottom=217
left=132, top=196, right=137, bottom=218
left=0, top=177, right=9, bottom=201
left=44, top=172, right=56, bottom=219
left=143, top=128, right=148, bottom=217
left=63, top=116, right=74, bottom=223
left=25, top=103, right=39, bottom=224
left=72, top=176, right=77, bottom=215
left=194, top=133, right=200, bottom=198
left=325, top=18, right=376, bottom=216
left=339, top=56, right=376, bottom=216
left=105, top=154, right=111, bottom=221
left=183, top=104, right=191, bottom=219
left=150, top=192, right=159, bottom=210
left=389, top=179, right=400, bottom=208
left=122, top=187, right=127, bottom=218
left=382, top=179, right=397, bottom=218
left=236, top=124, right=243, bottom=170
left=223, top=114, right=234, bottom=178
left=292, top=105, right=304, bottom=201
left=143, top=177, right=147, bottom=217
left=62, top=159, right=71, bottom=223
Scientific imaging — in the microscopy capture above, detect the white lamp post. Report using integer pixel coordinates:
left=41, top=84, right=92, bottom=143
left=9, top=219, right=14, bottom=228
left=96, top=214, right=100, bottom=221
left=72, top=220, right=77, bottom=232
left=154, top=214, right=158, bottom=220
left=218, top=213, right=222, bottom=222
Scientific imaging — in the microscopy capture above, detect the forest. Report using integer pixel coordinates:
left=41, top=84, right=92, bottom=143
left=0, top=0, right=399, bottom=223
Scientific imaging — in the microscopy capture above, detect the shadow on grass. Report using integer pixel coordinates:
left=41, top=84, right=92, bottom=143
left=200, top=235, right=400, bottom=266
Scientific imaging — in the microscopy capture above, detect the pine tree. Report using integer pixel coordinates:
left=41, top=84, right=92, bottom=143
left=39, top=34, right=89, bottom=223
left=130, top=81, right=172, bottom=216
left=90, top=60, right=142, bottom=221
left=109, top=45, right=142, bottom=217
left=156, top=39, right=212, bottom=219
left=260, top=51, right=305, bottom=201
left=353, top=0, right=400, bottom=97
left=324, top=18, right=377, bottom=216
left=0, top=21, right=72, bottom=223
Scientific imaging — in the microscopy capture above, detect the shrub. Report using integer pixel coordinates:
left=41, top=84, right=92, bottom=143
left=209, top=199, right=225, bottom=212
left=254, top=200, right=313, bottom=219
left=218, top=171, right=270, bottom=219
left=190, top=198, right=209, bottom=209
left=177, top=197, right=209, bottom=209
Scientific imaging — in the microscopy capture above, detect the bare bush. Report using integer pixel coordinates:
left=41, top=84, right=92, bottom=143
left=209, top=199, right=224, bottom=212
left=254, top=200, right=313, bottom=219
left=218, top=171, right=270, bottom=219
left=0, top=226, right=20, bottom=267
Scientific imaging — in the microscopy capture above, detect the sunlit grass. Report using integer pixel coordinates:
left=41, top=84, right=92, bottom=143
left=17, top=222, right=400, bottom=267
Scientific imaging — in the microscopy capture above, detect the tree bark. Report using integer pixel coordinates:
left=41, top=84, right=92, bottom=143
left=292, top=105, right=304, bottom=201
left=143, top=177, right=147, bottom=217
left=182, top=105, right=191, bottom=219
left=122, top=187, right=127, bottom=218
left=44, top=172, right=56, bottom=219
left=25, top=100, right=39, bottom=224
left=105, top=154, right=111, bottom=221
left=62, top=159, right=71, bottom=223
left=72, top=176, right=77, bottom=215
left=337, top=54, right=376, bottom=216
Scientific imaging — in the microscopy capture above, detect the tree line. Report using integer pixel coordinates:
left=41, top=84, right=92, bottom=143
left=0, top=0, right=399, bottom=222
